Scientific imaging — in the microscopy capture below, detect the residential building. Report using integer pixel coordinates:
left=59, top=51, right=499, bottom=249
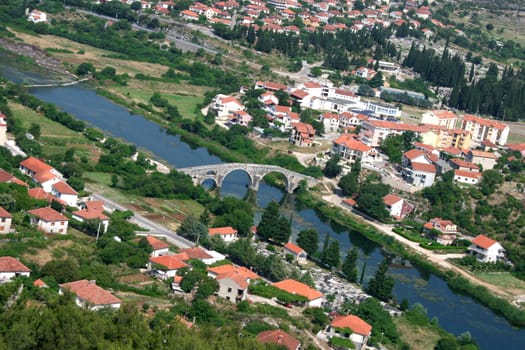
left=256, top=329, right=301, bottom=350
left=401, top=149, right=437, bottom=187
left=59, top=280, right=121, bottom=310
left=142, top=235, right=171, bottom=257
left=19, top=157, right=63, bottom=192
left=507, top=143, right=525, bottom=157
left=332, top=134, right=371, bottom=164
left=51, top=181, right=78, bottom=207
left=179, top=247, right=213, bottom=262
left=0, top=256, right=31, bottom=282
left=27, top=9, right=47, bottom=23
left=461, top=114, right=509, bottom=146
left=148, top=255, right=188, bottom=279
left=271, top=279, right=324, bottom=307
left=454, top=170, right=482, bottom=185
left=289, top=122, right=315, bottom=147
left=229, top=110, right=252, bottom=127
left=318, top=112, right=340, bottom=133
left=469, top=234, right=505, bottom=263
left=27, top=207, right=69, bottom=234
left=212, top=94, right=244, bottom=118
left=383, top=194, right=414, bottom=220
left=423, top=218, right=458, bottom=245
left=283, top=242, right=307, bottom=264
left=359, top=120, right=426, bottom=147
left=255, top=81, right=288, bottom=92
left=466, top=150, right=498, bottom=170
left=208, top=226, right=238, bottom=242
left=72, top=200, right=110, bottom=233
left=365, top=100, right=401, bottom=118
left=324, top=314, right=372, bottom=350
left=207, top=264, right=260, bottom=302
left=0, top=206, right=13, bottom=234
left=0, top=168, right=28, bottom=187
left=0, top=112, right=6, bottom=146
left=421, top=110, right=458, bottom=129
left=27, top=187, right=65, bottom=205
left=449, top=158, right=480, bottom=173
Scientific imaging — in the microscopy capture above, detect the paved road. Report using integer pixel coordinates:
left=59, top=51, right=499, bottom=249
left=88, top=191, right=194, bottom=249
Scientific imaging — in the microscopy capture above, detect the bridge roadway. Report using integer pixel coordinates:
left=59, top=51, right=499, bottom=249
left=177, top=163, right=318, bottom=194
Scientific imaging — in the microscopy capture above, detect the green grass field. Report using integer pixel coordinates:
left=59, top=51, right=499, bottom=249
left=476, top=272, right=525, bottom=291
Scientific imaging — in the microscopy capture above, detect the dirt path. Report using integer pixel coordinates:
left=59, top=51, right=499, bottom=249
left=322, top=194, right=522, bottom=301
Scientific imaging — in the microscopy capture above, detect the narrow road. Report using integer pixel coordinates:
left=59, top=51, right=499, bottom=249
left=88, top=191, right=194, bottom=249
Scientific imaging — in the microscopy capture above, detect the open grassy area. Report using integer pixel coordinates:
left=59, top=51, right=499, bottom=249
left=8, top=101, right=97, bottom=158
left=394, top=317, right=441, bottom=350
left=475, top=272, right=525, bottom=292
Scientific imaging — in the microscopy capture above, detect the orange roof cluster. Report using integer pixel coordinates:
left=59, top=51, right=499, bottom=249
left=0, top=256, right=31, bottom=272
left=149, top=255, right=188, bottom=270
left=256, top=329, right=301, bottom=350
left=471, top=234, right=498, bottom=249
left=463, top=114, right=507, bottom=131
left=60, top=280, right=121, bottom=306
left=27, top=207, right=68, bottom=222
left=0, top=206, right=12, bottom=218
left=284, top=242, right=305, bottom=255
left=383, top=193, right=402, bottom=206
left=331, top=314, right=372, bottom=335
left=334, top=134, right=371, bottom=152
left=271, top=279, right=323, bottom=301
left=209, top=226, right=238, bottom=236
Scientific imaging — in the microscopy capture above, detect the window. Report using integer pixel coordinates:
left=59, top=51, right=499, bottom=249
left=51, top=222, right=55, bottom=226
left=0, top=218, right=5, bottom=223
left=227, top=288, right=232, bottom=293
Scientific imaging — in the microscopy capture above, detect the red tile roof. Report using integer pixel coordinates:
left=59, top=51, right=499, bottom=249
left=383, top=194, right=402, bottom=206
left=207, top=264, right=260, bottom=280
left=463, top=114, right=507, bottom=131
left=27, top=188, right=66, bottom=205
left=411, top=162, right=436, bottom=173
left=334, top=134, right=371, bottom=152
left=507, top=143, right=525, bottom=152
left=209, top=226, right=238, bottom=236
left=290, top=89, right=309, bottom=99
left=331, top=314, right=372, bottom=336
left=33, top=278, right=48, bottom=288
left=450, top=158, right=479, bottom=170
left=471, top=234, right=498, bottom=249
left=433, top=110, right=457, bottom=119
left=179, top=247, right=212, bottom=260
left=146, top=236, right=171, bottom=251
left=454, top=170, right=482, bottom=179
left=27, top=207, right=68, bottom=222
left=52, top=181, right=78, bottom=195
left=271, top=279, right=323, bottom=301
left=216, top=270, right=250, bottom=289
left=0, top=169, right=15, bottom=183
left=256, top=329, right=301, bottom=350
left=0, top=256, right=31, bottom=272
left=60, top=280, right=121, bottom=306
left=403, top=149, right=426, bottom=160
left=149, top=255, right=188, bottom=270
left=0, top=206, right=12, bottom=218
left=19, top=157, right=53, bottom=174
left=469, top=150, right=498, bottom=159
left=343, top=198, right=357, bottom=206
left=284, top=242, right=305, bottom=255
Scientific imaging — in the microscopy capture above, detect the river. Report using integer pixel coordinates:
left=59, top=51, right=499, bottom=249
left=0, top=53, right=519, bottom=347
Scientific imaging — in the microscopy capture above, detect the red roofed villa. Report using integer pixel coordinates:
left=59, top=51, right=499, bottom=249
left=60, top=279, right=121, bottom=310
left=27, top=207, right=69, bottom=234
left=148, top=255, right=188, bottom=279
left=469, top=234, right=505, bottom=263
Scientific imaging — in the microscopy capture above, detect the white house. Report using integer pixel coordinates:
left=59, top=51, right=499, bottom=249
left=454, top=170, right=482, bottom=185
left=283, top=242, right=307, bottom=265
left=271, top=279, right=324, bottom=307
left=324, top=314, right=372, bottom=350
left=318, top=112, right=340, bottom=133
left=72, top=201, right=110, bottom=234
left=383, top=194, right=414, bottom=220
left=420, top=110, right=457, bottom=129
left=0, top=256, right=31, bottom=282
left=332, top=134, right=371, bottom=164
left=461, top=114, right=509, bottom=146
left=469, top=234, right=505, bottom=263
left=423, top=218, right=458, bottom=245
left=140, top=235, right=170, bottom=257
left=51, top=181, right=78, bottom=207
left=27, top=207, right=69, bottom=234
left=0, top=112, right=7, bottom=146
left=207, top=264, right=260, bottom=302
left=212, top=94, right=244, bottom=118
left=19, top=157, right=63, bottom=192
left=59, top=280, right=121, bottom=310
left=0, top=206, right=13, bottom=234
left=401, top=149, right=437, bottom=187
left=148, top=255, right=188, bottom=279
left=27, top=10, right=47, bottom=23
left=209, top=226, right=238, bottom=243
left=466, top=150, right=498, bottom=170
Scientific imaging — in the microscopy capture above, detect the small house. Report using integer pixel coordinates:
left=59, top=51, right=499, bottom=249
left=324, top=314, right=372, bottom=350
left=271, top=279, right=324, bottom=307
left=423, top=218, right=458, bottom=245
left=208, top=226, right=238, bottom=243
left=283, top=242, right=307, bottom=265
left=27, top=207, right=69, bottom=234
left=469, top=234, right=505, bottom=263
left=0, top=256, right=31, bottom=282
left=143, top=235, right=171, bottom=257
left=59, top=280, right=121, bottom=310
left=256, top=329, right=301, bottom=350
left=148, top=255, right=188, bottom=279
left=0, top=206, right=13, bottom=234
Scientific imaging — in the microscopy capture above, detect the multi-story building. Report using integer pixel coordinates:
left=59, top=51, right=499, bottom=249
left=420, top=110, right=458, bottom=129
left=332, top=134, right=371, bottom=163
left=461, top=114, right=509, bottom=146
left=469, top=234, right=505, bottom=263
left=423, top=218, right=458, bottom=245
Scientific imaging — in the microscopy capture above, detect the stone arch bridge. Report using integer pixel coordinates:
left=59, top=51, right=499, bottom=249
left=177, top=163, right=318, bottom=193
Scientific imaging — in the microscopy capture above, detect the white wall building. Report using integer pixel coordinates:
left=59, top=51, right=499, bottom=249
left=0, top=206, right=13, bottom=234
left=0, top=257, right=31, bottom=282
left=27, top=207, right=69, bottom=234
left=469, top=234, right=505, bottom=263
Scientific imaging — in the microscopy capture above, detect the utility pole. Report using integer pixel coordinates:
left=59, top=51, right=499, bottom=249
left=95, top=221, right=102, bottom=242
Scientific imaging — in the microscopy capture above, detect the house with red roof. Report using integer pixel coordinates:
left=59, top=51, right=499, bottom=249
left=449, top=158, right=479, bottom=173
left=453, top=170, right=482, bottom=185
left=256, top=329, right=301, bottom=350
left=423, top=218, right=458, bottom=245
left=332, top=134, right=371, bottom=164
left=148, top=255, right=188, bottom=279
left=141, top=235, right=170, bottom=257
left=208, top=226, right=238, bottom=242
left=401, top=149, right=436, bottom=187
left=323, top=314, right=372, bottom=350
left=271, top=279, right=324, bottom=307
left=51, top=181, right=78, bottom=207
left=283, top=242, right=307, bottom=265
left=212, top=94, right=244, bottom=118
left=318, top=112, right=340, bottom=133
left=383, top=194, right=414, bottom=220
left=469, top=234, right=505, bottom=263
left=289, top=122, right=315, bottom=147
left=72, top=200, right=110, bottom=233
left=0, top=256, right=31, bottom=282
left=466, top=150, right=498, bottom=170
left=27, top=207, right=69, bottom=234
left=507, top=143, right=525, bottom=157
left=0, top=206, right=13, bottom=234
left=33, top=278, right=48, bottom=288
left=19, top=157, right=63, bottom=192
left=421, top=110, right=458, bottom=129
left=0, top=168, right=28, bottom=187
left=207, top=264, right=260, bottom=302
left=59, top=279, right=121, bottom=310
left=27, top=187, right=66, bottom=206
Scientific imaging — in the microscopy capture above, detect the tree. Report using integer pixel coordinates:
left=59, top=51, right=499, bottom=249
left=257, top=201, right=284, bottom=242
left=368, top=71, right=384, bottom=88
left=76, top=62, right=95, bottom=76
left=274, top=216, right=292, bottom=244
left=130, top=1, right=142, bottom=11
left=321, top=239, right=340, bottom=269
left=358, top=85, right=375, bottom=97
left=177, top=214, right=208, bottom=243
left=380, top=134, right=404, bottom=163
left=28, top=123, right=41, bottom=140
left=323, top=154, right=342, bottom=178
left=296, top=229, right=319, bottom=256
left=479, top=169, right=503, bottom=195
left=339, top=160, right=361, bottom=196
left=342, top=248, right=358, bottom=282
left=366, top=259, right=394, bottom=302
left=485, top=23, right=494, bottom=31
left=41, top=259, right=81, bottom=284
